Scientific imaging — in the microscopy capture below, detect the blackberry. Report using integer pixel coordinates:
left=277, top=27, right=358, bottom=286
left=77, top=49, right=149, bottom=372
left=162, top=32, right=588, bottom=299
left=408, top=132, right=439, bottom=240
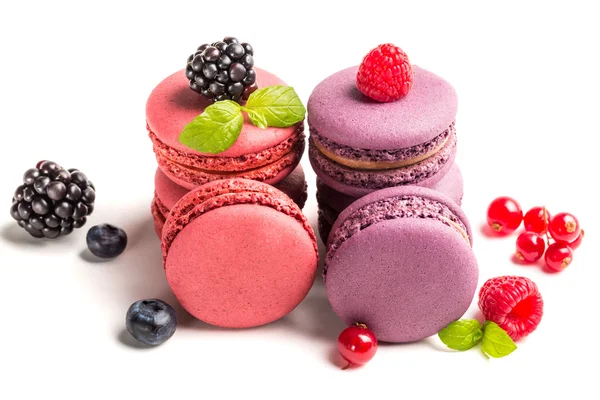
left=10, top=161, right=96, bottom=239
left=186, top=36, right=258, bottom=102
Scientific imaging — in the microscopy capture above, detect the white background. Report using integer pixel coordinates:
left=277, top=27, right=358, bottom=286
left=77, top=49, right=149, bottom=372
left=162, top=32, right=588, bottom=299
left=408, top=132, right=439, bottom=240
left=1, top=1, right=598, bottom=399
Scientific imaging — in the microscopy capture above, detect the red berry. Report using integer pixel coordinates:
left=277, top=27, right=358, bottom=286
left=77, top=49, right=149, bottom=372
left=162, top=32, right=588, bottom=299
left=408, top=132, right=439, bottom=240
left=545, top=242, right=573, bottom=272
left=478, top=276, right=544, bottom=341
left=486, top=197, right=523, bottom=234
left=548, top=212, right=580, bottom=243
left=356, top=44, right=413, bottom=102
left=523, top=206, right=551, bottom=234
left=515, top=232, right=546, bottom=262
left=337, top=323, right=378, bottom=368
left=569, top=229, right=584, bottom=250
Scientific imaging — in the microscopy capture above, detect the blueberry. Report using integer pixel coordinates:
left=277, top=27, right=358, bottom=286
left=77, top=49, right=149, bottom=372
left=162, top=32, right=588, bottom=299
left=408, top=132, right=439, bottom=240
left=126, top=299, right=177, bottom=346
left=86, top=224, right=128, bottom=258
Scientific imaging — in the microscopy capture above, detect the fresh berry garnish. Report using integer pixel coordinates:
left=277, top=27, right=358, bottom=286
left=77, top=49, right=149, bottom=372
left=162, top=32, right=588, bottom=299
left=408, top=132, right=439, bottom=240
left=569, top=229, right=584, bottom=250
left=478, top=276, right=543, bottom=341
left=548, top=212, right=580, bottom=243
left=9, top=161, right=95, bottom=238
left=356, top=44, right=413, bottom=102
left=86, top=224, right=128, bottom=258
left=186, top=37, right=256, bottom=102
left=544, top=242, right=573, bottom=272
left=486, top=196, right=523, bottom=234
left=126, top=299, right=177, bottom=346
left=515, top=232, right=546, bottom=262
left=337, top=323, right=378, bottom=369
left=523, top=206, right=551, bottom=235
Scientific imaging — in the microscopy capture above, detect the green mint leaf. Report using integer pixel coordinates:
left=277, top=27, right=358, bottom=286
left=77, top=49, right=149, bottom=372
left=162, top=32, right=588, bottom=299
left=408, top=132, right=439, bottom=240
left=245, top=108, right=269, bottom=129
left=481, top=321, right=517, bottom=358
left=243, top=85, right=306, bottom=128
left=438, top=319, right=484, bottom=351
left=178, top=101, right=243, bottom=154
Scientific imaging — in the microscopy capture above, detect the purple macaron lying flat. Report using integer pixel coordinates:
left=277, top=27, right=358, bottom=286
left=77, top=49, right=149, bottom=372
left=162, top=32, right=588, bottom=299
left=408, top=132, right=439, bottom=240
left=308, top=65, right=458, bottom=198
left=324, top=186, right=478, bottom=343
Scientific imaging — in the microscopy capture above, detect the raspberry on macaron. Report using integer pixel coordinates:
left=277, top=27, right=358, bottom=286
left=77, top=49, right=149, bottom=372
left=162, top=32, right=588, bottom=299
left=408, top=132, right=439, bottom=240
left=356, top=43, right=414, bottom=102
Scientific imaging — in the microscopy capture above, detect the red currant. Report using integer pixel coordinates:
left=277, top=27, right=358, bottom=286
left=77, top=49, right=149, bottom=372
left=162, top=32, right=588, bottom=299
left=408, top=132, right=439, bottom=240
left=523, top=206, right=551, bottom=234
left=569, top=229, right=584, bottom=250
left=337, top=323, right=378, bottom=369
left=487, top=197, right=523, bottom=234
left=545, top=242, right=573, bottom=272
left=548, top=212, right=580, bottom=243
left=515, top=232, right=546, bottom=262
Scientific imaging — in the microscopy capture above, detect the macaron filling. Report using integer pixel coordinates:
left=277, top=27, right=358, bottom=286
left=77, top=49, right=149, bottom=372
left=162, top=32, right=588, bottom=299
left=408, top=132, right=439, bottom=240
left=311, top=122, right=454, bottom=170
left=325, top=195, right=469, bottom=277
left=162, top=180, right=316, bottom=264
left=310, top=131, right=456, bottom=189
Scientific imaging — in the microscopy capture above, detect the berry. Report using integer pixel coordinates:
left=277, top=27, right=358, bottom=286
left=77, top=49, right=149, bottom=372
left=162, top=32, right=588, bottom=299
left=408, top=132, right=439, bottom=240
left=186, top=37, right=257, bottom=102
left=337, top=323, right=378, bottom=369
left=486, top=196, right=523, bottom=234
left=126, top=299, right=177, bottom=346
left=478, top=276, right=543, bottom=341
left=86, top=224, right=128, bottom=258
left=356, top=43, right=413, bottom=102
left=523, top=206, right=551, bottom=234
left=545, top=242, right=573, bottom=272
left=548, top=212, right=580, bottom=243
left=515, top=232, right=545, bottom=262
left=9, top=161, right=95, bottom=238
left=569, top=229, right=584, bottom=250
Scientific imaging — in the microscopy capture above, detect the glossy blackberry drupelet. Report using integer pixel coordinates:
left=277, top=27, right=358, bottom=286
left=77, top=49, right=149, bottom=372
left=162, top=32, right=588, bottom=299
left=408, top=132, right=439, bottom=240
left=86, top=224, right=128, bottom=258
left=186, top=36, right=258, bottom=102
left=126, top=299, right=177, bottom=346
left=10, top=161, right=95, bottom=238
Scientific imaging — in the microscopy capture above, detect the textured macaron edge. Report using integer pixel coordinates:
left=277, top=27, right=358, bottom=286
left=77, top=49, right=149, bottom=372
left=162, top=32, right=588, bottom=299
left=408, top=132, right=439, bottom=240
left=324, top=186, right=473, bottom=278
left=161, top=179, right=317, bottom=265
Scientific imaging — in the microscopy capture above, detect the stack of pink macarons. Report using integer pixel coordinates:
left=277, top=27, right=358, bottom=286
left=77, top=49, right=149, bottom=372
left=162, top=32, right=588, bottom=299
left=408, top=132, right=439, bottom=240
left=145, top=40, right=318, bottom=329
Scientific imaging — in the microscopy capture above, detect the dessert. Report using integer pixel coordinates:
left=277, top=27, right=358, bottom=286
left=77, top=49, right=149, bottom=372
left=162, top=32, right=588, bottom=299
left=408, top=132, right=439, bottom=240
left=151, top=165, right=308, bottom=236
left=325, top=186, right=478, bottom=343
left=161, top=179, right=318, bottom=328
left=317, top=162, right=464, bottom=242
left=308, top=63, right=458, bottom=198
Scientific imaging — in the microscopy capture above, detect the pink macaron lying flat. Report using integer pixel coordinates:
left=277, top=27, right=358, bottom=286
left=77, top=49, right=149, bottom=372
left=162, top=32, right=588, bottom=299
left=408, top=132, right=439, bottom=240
left=161, top=179, right=318, bottom=328
left=151, top=165, right=308, bottom=236
left=325, top=186, right=478, bottom=343
left=147, top=68, right=304, bottom=190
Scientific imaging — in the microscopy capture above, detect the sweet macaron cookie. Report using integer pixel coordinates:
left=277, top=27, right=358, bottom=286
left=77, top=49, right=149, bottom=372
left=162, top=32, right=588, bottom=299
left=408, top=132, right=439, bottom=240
left=308, top=62, right=458, bottom=198
left=317, top=163, right=464, bottom=242
left=325, top=186, right=478, bottom=343
left=151, top=165, right=308, bottom=236
left=161, top=179, right=318, bottom=328
left=147, top=37, right=306, bottom=190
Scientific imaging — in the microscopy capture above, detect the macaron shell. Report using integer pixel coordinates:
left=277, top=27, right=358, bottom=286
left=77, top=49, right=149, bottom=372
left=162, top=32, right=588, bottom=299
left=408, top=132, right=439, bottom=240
left=308, top=66, right=457, bottom=150
left=146, top=68, right=299, bottom=158
left=150, top=197, right=165, bottom=238
left=311, top=140, right=457, bottom=198
left=325, top=217, right=478, bottom=342
left=165, top=204, right=318, bottom=328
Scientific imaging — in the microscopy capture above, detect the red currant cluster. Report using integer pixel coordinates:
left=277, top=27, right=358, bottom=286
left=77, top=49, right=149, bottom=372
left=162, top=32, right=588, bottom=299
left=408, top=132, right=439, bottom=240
left=487, top=197, right=584, bottom=272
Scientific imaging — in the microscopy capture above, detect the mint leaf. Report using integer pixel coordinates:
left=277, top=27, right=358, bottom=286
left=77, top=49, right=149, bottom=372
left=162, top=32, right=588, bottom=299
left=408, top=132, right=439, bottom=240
left=178, top=101, right=243, bottom=154
left=481, top=321, right=517, bottom=358
left=438, top=319, right=484, bottom=351
left=243, top=85, right=306, bottom=128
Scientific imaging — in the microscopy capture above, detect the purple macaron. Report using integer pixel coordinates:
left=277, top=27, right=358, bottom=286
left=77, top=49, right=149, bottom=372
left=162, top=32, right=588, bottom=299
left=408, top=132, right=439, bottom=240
left=324, top=186, right=478, bottom=343
left=308, top=65, right=458, bottom=198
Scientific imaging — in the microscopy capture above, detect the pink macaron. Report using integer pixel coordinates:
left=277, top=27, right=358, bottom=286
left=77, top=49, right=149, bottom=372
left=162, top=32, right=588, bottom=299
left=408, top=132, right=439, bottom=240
left=146, top=68, right=304, bottom=190
left=161, top=179, right=318, bottom=328
left=151, top=165, right=308, bottom=237
left=325, top=186, right=478, bottom=343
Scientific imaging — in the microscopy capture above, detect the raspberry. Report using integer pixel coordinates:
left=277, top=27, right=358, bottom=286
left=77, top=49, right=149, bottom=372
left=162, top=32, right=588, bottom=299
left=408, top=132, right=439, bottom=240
left=478, top=276, right=544, bottom=341
left=356, top=44, right=413, bottom=102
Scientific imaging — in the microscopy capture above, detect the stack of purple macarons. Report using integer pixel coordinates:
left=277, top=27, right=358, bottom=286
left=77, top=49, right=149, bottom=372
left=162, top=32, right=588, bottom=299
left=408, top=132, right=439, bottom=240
left=308, top=65, right=463, bottom=242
